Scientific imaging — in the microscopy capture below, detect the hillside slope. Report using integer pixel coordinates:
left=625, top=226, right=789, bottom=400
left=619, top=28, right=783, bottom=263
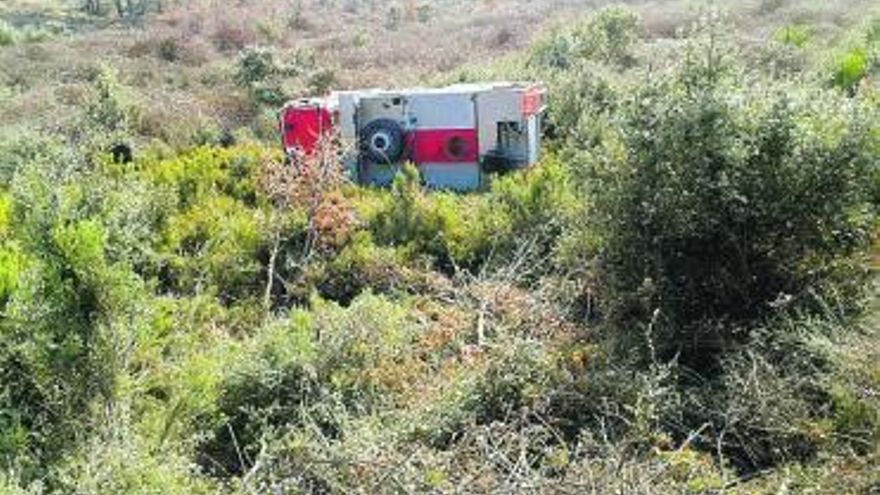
left=0, top=1, right=878, bottom=494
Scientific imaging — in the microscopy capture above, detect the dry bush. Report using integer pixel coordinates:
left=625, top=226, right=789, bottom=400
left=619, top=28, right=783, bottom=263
left=211, top=21, right=255, bottom=52
left=126, top=33, right=212, bottom=65
left=639, top=1, right=698, bottom=39
left=258, top=136, right=355, bottom=307
left=205, top=91, right=259, bottom=131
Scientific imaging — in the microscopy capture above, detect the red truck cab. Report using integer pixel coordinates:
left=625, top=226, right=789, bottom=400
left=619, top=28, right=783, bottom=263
left=280, top=99, right=333, bottom=156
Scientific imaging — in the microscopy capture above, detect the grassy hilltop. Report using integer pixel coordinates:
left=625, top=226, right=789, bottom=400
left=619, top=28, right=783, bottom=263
left=0, top=1, right=878, bottom=494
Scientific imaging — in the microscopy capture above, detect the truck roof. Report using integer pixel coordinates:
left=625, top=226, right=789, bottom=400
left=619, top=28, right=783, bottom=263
left=282, top=82, right=545, bottom=110
left=330, top=81, right=544, bottom=98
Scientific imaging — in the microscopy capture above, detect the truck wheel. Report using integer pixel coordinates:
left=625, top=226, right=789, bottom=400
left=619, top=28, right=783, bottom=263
left=360, top=118, right=404, bottom=164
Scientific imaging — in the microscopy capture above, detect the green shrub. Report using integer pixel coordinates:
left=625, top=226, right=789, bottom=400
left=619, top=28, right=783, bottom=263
left=196, top=311, right=320, bottom=476
left=0, top=21, right=16, bottom=47
left=697, top=332, right=830, bottom=470
left=0, top=474, right=35, bottom=495
left=543, top=64, right=618, bottom=143
left=235, top=46, right=280, bottom=86
left=0, top=242, right=25, bottom=307
left=0, top=130, right=70, bottom=186
left=124, top=295, right=227, bottom=432
left=832, top=48, right=870, bottom=93
left=485, top=153, right=579, bottom=269
left=141, top=144, right=264, bottom=211
left=680, top=314, right=875, bottom=472
left=368, top=159, right=578, bottom=275
left=370, top=164, right=464, bottom=269
left=547, top=351, right=681, bottom=447
left=0, top=193, right=11, bottom=239
left=311, top=294, right=417, bottom=407
left=469, top=339, right=560, bottom=424
left=314, top=230, right=406, bottom=303
left=830, top=384, right=879, bottom=455
left=528, top=29, right=576, bottom=70
left=159, top=195, right=264, bottom=299
left=85, top=65, right=139, bottom=137
left=574, top=6, right=641, bottom=65
left=234, top=46, right=302, bottom=106
left=199, top=293, right=418, bottom=477
left=307, top=67, right=336, bottom=95
left=58, top=426, right=215, bottom=495
left=776, top=24, right=813, bottom=48
left=528, top=6, right=640, bottom=70
left=0, top=150, right=155, bottom=484
left=0, top=195, right=27, bottom=308
left=157, top=37, right=181, bottom=62
left=583, top=46, right=877, bottom=368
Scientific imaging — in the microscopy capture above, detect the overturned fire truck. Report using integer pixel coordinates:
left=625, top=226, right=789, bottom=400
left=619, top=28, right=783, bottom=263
left=279, top=82, right=547, bottom=190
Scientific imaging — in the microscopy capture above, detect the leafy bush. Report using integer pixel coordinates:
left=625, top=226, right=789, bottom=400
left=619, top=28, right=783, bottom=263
left=543, top=64, right=618, bottom=143
left=584, top=45, right=878, bottom=367
left=468, top=339, right=561, bottom=424
left=574, top=6, right=641, bottom=66
left=85, top=65, right=139, bottom=138
left=776, top=24, right=813, bottom=48
left=57, top=425, right=215, bottom=495
left=234, top=46, right=304, bottom=106
left=196, top=311, right=320, bottom=476
left=141, top=144, right=264, bottom=211
left=0, top=148, right=155, bottom=484
left=157, top=37, right=182, bottom=62
left=0, top=20, right=16, bottom=47
left=368, top=162, right=578, bottom=274
left=528, top=28, right=576, bottom=70
left=313, top=230, right=407, bottom=303
left=159, top=194, right=265, bottom=300
left=832, top=48, right=870, bottom=93
left=199, top=293, right=419, bottom=477
left=307, top=67, right=336, bottom=95
left=0, top=130, right=66, bottom=185
left=370, top=164, right=471, bottom=269
left=700, top=331, right=831, bottom=470
left=0, top=242, right=25, bottom=307
left=485, top=153, right=580, bottom=270
left=528, top=6, right=640, bottom=70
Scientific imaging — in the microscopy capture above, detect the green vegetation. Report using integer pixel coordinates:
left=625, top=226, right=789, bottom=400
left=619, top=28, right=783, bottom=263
left=0, top=1, right=878, bottom=494
left=776, top=24, right=813, bottom=48
left=0, top=20, right=15, bottom=47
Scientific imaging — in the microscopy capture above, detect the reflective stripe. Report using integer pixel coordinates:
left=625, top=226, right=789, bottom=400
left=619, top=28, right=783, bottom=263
left=408, top=129, right=479, bottom=163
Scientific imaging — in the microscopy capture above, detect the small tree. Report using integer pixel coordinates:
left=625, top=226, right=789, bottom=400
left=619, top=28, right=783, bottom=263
left=235, top=46, right=307, bottom=106
left=259, top=137, right=352, bottom=310
left=86, top=66, right=133, bottom=133
left=527, top=6, right=640, bottom=70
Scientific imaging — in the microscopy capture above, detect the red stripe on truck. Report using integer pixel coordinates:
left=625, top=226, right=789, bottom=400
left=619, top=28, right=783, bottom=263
left=409, top=129, right=478, bottom=164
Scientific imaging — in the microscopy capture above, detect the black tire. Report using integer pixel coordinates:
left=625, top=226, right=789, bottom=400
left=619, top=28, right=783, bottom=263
left=360, top=118, right=404, bottom=164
